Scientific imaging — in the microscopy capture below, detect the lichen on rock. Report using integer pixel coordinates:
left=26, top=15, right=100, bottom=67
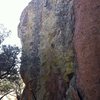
left=18, top=0, right=74, bottom=100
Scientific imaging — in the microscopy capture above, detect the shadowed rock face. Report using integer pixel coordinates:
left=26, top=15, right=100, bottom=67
left=74, top=0, right=100, bottom=99
left=18, top=0, right=74, bottom=100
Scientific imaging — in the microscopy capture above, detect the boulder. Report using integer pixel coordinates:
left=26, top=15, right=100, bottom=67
left=18, top=0, right=74, bottom=100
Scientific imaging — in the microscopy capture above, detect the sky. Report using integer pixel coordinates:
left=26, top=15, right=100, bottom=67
left=0, top=0, right=31, bottom=47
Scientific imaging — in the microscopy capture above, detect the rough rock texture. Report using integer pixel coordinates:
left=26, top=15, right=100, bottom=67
left=18, top=0, right=74, bottom=100
left=18, top=0, right=100, bottom=100
left=74, top=0, right=100, bottom=99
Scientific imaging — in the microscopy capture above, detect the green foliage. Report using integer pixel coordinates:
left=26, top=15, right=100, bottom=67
left=0, top=45, right=24, bottom=99
left=0, top=76, right=24, bottom=99
left=0, top=45, right=20, bottom=79
left=0, top=79, right=12, bottom=93
left=0, top=24, right=23, bottom=99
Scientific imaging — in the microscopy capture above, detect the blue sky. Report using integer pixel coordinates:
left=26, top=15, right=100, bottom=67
left=0, top=0, right=31, bottom=46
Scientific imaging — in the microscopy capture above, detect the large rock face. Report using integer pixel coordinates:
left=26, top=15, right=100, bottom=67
left=74, top=0, right=100, bottom=99
left=18, top=0, right=74, bottom=100
left=18, top=0, right=100, bottom=100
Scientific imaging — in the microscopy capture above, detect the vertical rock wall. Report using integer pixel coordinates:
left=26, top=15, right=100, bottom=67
left=18, top=0, right=100, bottom=99
left=74, top=0, right=100, bottom=100
left=18, top=0, right=74, bottom=100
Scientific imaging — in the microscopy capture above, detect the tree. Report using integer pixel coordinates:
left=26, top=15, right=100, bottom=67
left=0, top=24, right=10, bottom=44
left=0, top=45, right=20, bottom=79
left=0, top=24, right=23, bottom=100
left=0, top=45, right=23, bottom=100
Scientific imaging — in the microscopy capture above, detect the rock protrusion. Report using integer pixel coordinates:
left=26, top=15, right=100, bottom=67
left=18, top=0, right=74, bottom=100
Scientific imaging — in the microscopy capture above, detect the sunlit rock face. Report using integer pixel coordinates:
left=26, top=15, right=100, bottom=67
left=18, top=0, right=74, bottom=100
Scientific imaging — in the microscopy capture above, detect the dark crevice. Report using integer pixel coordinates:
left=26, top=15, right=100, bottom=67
left=77, top=89, right=83, bottom=100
